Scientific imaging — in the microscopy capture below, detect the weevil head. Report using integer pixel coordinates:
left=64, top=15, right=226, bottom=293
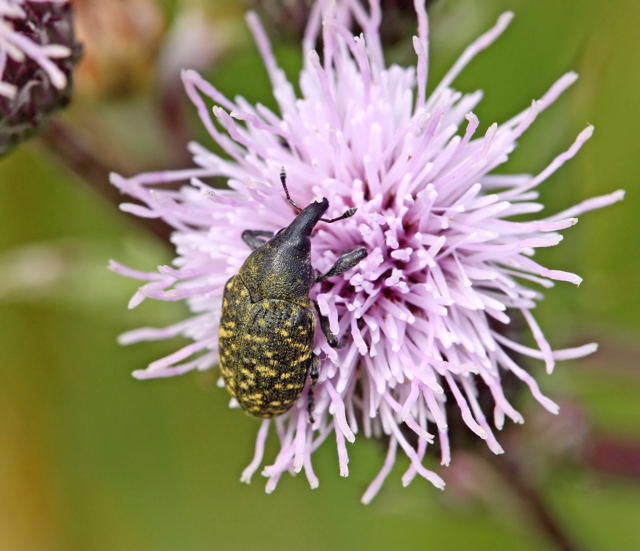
left=239, top=198, right=329, bottom=303
left=279, top=197, right=329, bottom=241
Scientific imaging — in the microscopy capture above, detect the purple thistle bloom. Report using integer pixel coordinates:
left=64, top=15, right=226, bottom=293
left=110, top=1, right=623, bottom=502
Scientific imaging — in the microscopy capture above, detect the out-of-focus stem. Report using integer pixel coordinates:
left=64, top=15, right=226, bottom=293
left=159, top=86, right=193, bottom=167
left=585, top=435, right=640, bottom=479
left=39, top=120, right=173, bottom=243
left=492, top=454, right=586, bottom=551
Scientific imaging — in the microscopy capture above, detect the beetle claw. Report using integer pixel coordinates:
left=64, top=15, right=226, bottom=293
left=307, top=356, right=320, bottom=424
left=327, top=332, right=345, bottom=349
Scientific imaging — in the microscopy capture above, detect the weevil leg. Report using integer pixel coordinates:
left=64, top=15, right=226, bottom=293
left=307, top=355, right=320, bottom=424
left=314, top=300, right=342, bottom=348
left=316, top=246, right=368, bottom=282
left=241, top=230, right=274, bottom=250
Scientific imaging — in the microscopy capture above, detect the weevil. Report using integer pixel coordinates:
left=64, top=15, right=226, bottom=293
left=218, top=169, right=367, bottom=420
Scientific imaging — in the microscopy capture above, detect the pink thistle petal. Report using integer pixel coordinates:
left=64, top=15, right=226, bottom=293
left=241, top=420, right=271, bottom=483
left=361, top=438, right=397, bottom=505
left=548, top=189, right=625, bottom=220
left=427, top=12, right=514, bottom=109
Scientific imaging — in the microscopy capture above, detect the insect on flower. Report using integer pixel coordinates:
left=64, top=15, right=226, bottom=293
left=111, top=0, right=624, bottom=502
left=219, top=169, right=367, bottom=420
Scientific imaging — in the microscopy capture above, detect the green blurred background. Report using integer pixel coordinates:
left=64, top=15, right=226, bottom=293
left=1, top=0, right=638, bottom=550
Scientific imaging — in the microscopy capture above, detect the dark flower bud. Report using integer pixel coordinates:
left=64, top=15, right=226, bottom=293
left=0, top=0, right=80, bottom=156
left=248, top=0, right=434, bottom=45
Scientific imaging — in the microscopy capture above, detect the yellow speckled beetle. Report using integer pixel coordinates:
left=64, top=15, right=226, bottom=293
left=218, top=169, right=367, bottom=420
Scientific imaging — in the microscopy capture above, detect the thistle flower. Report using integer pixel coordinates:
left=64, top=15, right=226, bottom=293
left=0, top=0, right=77, bottom=154
left=110, top=1, right=623, bottom=503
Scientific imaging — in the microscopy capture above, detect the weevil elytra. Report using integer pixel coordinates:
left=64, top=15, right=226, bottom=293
left=218, top=170, right=367, bottom=419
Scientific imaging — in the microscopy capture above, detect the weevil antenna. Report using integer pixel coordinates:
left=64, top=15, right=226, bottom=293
left=280, top=167, right=302, bottom=213
left=320, top=207, right=358, bottom=223
left=281, top=167, right=358, bottom=223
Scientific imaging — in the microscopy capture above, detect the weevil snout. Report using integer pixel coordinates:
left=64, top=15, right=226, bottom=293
left=284, top=198, right=330, bottom=238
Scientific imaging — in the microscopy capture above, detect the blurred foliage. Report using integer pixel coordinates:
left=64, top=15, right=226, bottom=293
left=0, top=0, right=639, bottom=550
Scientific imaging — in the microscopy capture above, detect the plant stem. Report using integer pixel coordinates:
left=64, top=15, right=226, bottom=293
left=39, top=120, right=173, bottom=243
left=492, top=454, right=586, bottom=551
left=158, top=85, right=193, bottom=167
left=585, top=434, right=640, bottom=479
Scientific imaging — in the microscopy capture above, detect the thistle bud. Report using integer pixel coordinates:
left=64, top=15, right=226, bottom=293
left=248, top=0, right=434, bottom=45
left=0, top=0, right=79, bottom=156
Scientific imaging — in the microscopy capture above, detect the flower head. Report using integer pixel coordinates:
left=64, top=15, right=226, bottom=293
left=111, top=1, right=623, bottom=503
left=0, top=0, right=78, bottom=154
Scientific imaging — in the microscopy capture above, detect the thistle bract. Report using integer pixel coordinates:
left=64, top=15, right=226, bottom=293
left=111, top=1, right=623, bottom=503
